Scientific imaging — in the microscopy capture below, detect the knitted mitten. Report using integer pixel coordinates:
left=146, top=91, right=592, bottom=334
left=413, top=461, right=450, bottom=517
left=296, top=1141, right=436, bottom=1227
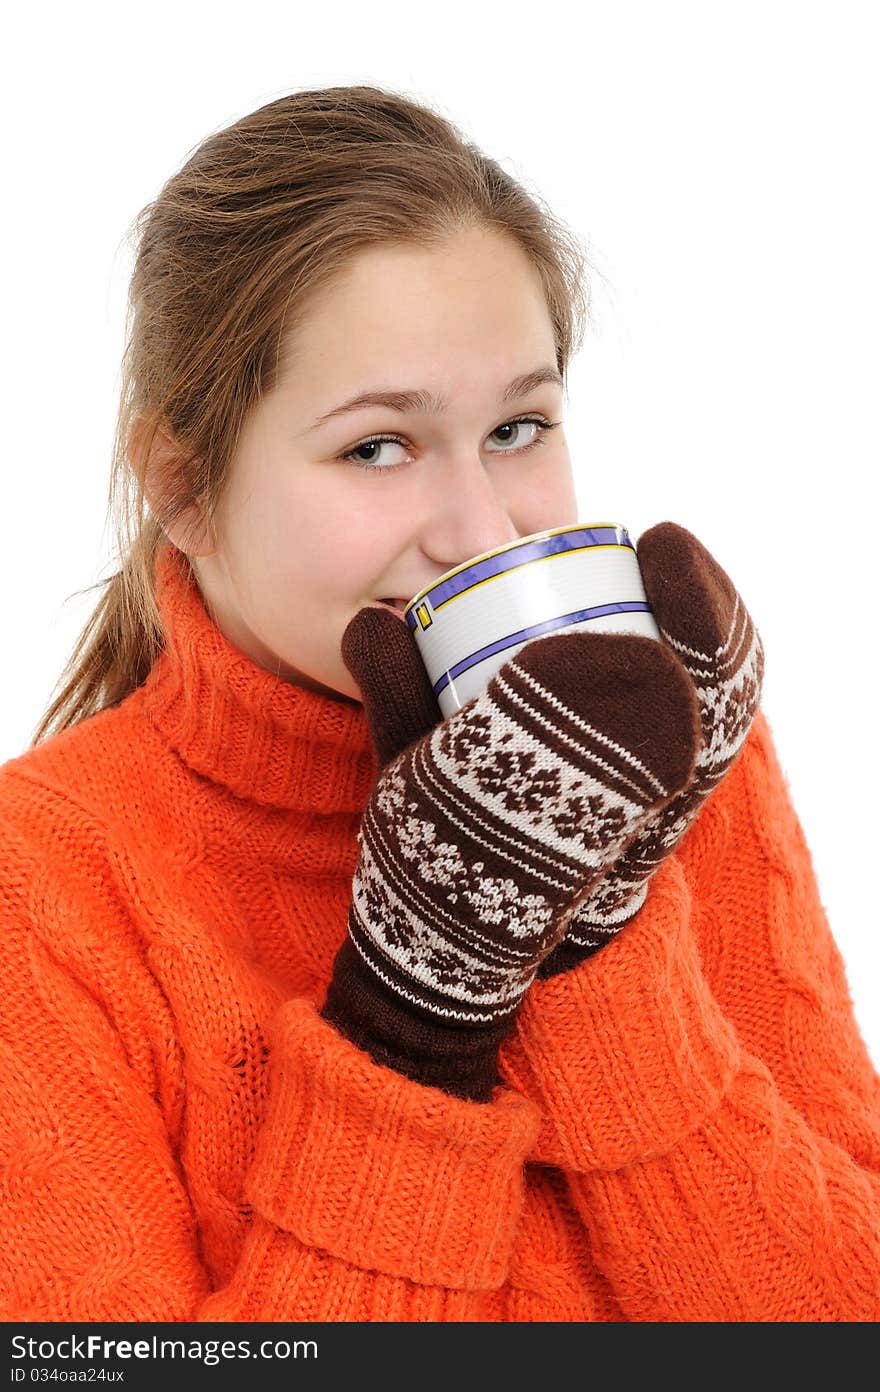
left=321, top=616, right=702, bottom=1101
left=539, top=520, right=765, bottom=978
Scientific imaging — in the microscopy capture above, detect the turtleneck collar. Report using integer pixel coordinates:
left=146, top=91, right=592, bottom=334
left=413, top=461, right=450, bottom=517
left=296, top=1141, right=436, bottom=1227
left=138, top=541, right=378, bottom=814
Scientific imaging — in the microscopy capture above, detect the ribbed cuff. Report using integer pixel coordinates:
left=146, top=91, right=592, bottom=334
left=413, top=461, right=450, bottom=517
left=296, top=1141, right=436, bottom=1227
left=245, top=996, right=541, bottom=1289
left=321, top=936, right=518, bottom=1102
left=500, top=855, right=742, bottom=1173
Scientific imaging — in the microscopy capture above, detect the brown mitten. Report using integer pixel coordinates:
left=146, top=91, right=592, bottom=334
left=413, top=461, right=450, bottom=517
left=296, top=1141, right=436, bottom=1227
left=321, top=612, right=702, bottom=1100
left=540, top=521, right=765, bottom=977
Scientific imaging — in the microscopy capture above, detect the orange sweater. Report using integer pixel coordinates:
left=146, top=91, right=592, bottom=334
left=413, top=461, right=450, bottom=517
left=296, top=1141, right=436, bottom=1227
left=1, top=540, right=878, bottom=1322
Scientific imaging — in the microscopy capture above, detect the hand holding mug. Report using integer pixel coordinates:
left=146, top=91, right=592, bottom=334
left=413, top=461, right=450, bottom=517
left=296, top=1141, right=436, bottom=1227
left=322, top=520, right=761, bottom=1099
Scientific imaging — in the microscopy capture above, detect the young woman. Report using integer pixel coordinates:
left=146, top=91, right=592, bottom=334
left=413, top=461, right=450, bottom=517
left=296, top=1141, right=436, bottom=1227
left=2, top=85, right=877, bottom=1323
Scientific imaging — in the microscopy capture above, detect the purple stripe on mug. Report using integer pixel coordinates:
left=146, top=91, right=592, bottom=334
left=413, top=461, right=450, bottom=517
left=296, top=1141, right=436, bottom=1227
left=431, top=600, right=653, bottom=698
left=403, top=522, right=661, bottom=718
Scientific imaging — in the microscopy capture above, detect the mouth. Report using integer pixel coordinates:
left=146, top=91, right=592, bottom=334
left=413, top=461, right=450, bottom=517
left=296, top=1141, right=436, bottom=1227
left=372, top=597, right=409, bottom=619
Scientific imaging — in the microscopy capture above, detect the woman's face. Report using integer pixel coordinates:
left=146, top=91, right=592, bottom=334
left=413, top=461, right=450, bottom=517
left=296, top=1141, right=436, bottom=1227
left=188, top=224, right=580, bottom=705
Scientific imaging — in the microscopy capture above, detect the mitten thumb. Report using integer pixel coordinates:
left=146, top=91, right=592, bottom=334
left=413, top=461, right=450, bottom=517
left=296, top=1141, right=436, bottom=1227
left=341, top=605, right=443, bottom=770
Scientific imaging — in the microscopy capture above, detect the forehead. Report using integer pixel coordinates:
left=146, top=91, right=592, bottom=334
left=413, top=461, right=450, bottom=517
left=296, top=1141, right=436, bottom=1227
left=324, top=229, right=543, bottom=309
left=277, top=230, right=554, bottom=393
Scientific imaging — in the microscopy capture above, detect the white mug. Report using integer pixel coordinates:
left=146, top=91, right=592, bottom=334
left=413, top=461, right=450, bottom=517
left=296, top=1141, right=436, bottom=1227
left=403, top=522, right=661, bottom=717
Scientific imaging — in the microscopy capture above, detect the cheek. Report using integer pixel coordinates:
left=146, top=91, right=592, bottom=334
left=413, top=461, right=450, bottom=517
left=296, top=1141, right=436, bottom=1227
left=509, top=453, right=579, bottom=528
left=262, top=469, right=409, bottom=603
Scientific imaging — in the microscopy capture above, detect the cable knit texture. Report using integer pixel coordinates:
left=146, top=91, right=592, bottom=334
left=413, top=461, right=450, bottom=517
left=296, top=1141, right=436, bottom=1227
left=1, top=539, right=878, bottom=1321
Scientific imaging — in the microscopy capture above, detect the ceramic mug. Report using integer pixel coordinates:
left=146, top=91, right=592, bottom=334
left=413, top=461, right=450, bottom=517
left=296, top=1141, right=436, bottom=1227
left=402, top=522, right=661, bottom=717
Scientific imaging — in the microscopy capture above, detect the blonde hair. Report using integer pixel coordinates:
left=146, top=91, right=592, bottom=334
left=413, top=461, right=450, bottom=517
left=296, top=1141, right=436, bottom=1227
left=30, top=83, right=594, bottom=747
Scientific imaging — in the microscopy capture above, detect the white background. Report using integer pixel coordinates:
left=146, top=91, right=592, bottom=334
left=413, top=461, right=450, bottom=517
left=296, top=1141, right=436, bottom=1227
left=2, top=1, right=878, bottom=1062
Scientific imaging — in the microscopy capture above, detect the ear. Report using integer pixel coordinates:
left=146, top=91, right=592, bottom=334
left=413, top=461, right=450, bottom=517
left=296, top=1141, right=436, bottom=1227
left=341, top=606, right=443, bottom=770
left=129, top=412, right=217, bottom=557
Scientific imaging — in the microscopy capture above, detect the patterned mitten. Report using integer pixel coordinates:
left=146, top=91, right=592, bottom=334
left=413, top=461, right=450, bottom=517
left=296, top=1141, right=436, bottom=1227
left=539, top=520, right=765, bottom=978
left=321, top=615, right=703, bottom=1101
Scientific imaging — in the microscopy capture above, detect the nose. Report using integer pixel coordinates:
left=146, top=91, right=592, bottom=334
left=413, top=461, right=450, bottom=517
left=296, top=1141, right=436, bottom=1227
left=418, top=451, right=520, bottom=569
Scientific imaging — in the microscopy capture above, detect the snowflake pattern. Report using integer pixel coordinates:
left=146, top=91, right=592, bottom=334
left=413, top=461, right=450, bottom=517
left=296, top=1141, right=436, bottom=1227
left=373, top=761, right=407, bottom=821
left=550, top=792, right=630, bottom=853
left=476, top=745, right=563, bottom=817
left=435, top=709, right=492, bottom=767
left=459, top=862, right=554, bottom=943
left=568, top=600, right=765, bottom=938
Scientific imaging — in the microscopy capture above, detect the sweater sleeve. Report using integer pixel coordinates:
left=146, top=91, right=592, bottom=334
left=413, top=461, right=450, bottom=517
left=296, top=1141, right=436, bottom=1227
left=497, top=708, right=880, bottom=1321
left=0, top=801, right=540, bottom=1322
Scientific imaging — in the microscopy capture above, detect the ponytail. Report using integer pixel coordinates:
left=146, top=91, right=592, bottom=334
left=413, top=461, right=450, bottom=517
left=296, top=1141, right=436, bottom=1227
left=29, top=516, right=170, bottom=748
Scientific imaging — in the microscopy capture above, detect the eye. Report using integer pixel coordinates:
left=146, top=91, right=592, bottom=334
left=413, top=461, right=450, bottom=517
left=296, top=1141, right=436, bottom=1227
left=339, top=415, right=562, bottom=474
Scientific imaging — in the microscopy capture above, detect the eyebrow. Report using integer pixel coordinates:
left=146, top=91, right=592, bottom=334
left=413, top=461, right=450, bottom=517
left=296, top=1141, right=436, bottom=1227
left=305, top=365, right=564, bottom=432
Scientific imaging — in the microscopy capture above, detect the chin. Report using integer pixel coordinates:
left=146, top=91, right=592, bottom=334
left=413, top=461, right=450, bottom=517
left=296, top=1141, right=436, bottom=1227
left=317, top=667, right=363, bottom=706
left=280, top=663, right=353, bottom=704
